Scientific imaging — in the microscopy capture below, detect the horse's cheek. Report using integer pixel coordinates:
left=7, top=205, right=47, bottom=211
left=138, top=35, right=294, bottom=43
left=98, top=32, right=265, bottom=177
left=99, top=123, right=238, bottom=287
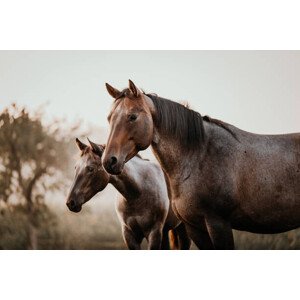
left=136, top=120, right=152, bottom=145
left=146, top=118, right=154, bottom=141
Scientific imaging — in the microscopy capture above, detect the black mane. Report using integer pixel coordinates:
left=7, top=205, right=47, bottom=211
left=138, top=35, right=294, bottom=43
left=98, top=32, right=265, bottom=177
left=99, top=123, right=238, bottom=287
left=202, top=115, right=239, bottom=141
left=114, top=89, right=238, bottom=147
left=146, top=94, right=239, bottom=146
left=146, top=94, right=205, bottom=148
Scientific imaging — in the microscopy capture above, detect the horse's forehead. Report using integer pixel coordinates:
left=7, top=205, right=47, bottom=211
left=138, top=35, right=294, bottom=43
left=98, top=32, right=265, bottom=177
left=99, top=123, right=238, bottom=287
left=75, top=155, right=87, bottom=170
left=112, top=98, right=140, bottom=116
left=76, top=152, right=94, bottom=170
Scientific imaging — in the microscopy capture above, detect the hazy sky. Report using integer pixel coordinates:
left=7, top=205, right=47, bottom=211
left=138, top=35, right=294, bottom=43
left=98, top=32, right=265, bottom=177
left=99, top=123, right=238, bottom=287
left=0, top=51, right=299, bottom=134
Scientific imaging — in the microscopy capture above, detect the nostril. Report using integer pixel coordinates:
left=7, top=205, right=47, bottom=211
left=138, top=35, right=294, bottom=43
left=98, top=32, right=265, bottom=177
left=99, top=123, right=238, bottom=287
left=67, top=200, right=75, bottom=209
left=110, top=156, right=117, bottom=166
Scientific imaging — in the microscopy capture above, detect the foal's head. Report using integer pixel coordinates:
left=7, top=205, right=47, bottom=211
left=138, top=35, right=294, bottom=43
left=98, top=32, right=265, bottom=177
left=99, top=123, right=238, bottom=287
left=102, top=80, right=154, bottom=175
left=66, top=138, right=109, bottom=212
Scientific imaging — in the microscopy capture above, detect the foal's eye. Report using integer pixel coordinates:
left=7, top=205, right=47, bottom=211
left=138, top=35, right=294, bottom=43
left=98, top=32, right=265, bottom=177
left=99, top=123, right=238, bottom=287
left=86, top=166, right=94, bottom=172
left=128, top=114, right=137, bottom=122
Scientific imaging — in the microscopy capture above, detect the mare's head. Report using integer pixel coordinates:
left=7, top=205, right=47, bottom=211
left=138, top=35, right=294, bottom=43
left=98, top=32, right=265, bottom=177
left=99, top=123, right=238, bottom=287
left=103, top=80, right=208, bottom=175
left=102, top=80, right=154, bottom=175
left=66, top=138, right=110, bottom=212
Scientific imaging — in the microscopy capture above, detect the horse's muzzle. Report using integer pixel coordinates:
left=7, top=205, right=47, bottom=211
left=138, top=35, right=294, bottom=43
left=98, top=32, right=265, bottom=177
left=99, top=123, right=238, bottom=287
left=66, top=199, right=82, bottom=213
left=103, top=156, right=123, bottom=175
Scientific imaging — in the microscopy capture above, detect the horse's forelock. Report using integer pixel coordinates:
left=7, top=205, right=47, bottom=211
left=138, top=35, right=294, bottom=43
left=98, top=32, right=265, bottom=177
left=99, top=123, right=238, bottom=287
left=80, top=145, right=105, bottom=158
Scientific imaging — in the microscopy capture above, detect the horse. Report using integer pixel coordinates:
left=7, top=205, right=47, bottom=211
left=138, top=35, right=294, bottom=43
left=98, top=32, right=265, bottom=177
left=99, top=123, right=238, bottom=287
left=102, top=80, right=300, bottom=250
left=66, top=138, right=191, bottom=250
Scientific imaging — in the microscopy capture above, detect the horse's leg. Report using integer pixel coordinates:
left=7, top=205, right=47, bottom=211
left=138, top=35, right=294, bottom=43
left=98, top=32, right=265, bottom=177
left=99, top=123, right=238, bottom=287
left=175, top=223, right=191, bottom=250
left=205, top=215, right=234, bottom=250
left=148, top=227, right=163, bottom=250
left=122, top=226, right=142, bottom=250
left=185, top=222, right=214, bottom=250
left=161, top=228, right=171, bottom=250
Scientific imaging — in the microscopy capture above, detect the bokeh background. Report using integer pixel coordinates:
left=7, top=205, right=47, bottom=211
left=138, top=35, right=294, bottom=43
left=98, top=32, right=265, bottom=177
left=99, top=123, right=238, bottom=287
left=0, top=51, right=299, bottom=249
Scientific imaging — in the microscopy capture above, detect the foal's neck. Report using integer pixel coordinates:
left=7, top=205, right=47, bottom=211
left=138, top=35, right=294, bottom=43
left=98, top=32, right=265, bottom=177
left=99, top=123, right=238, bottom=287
left=109, top=159, right=141, bottom=201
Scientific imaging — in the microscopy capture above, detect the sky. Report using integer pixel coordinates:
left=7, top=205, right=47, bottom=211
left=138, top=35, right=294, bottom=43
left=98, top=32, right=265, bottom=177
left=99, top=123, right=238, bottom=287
left=0, top=51, right=299, bottom=135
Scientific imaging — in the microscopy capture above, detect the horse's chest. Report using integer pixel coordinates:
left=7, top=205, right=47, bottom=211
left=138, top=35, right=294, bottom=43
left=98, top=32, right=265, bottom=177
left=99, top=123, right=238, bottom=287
left=170, top=179, right=235, bottom=224
left=171, top=186, right=205, bottom=223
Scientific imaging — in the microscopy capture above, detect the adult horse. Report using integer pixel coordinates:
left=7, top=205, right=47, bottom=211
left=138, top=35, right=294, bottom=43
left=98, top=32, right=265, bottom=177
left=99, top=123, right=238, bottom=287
left=66, top=138, right=190, bottom=250
left=102, top=80, right=300, bottom=250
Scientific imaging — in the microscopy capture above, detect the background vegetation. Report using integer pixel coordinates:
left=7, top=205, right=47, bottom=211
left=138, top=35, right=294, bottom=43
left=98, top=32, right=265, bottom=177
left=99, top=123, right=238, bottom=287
left=0, top=103, right=299, bottom=250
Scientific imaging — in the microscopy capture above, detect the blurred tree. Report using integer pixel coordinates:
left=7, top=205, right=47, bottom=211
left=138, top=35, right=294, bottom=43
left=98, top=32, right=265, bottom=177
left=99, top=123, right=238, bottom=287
left=0, top=103, right=76, bottom=249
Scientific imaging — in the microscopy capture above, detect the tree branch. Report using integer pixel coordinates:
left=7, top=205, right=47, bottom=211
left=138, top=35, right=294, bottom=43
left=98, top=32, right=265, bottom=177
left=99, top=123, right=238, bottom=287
left=25, top=168, right=46, bottom=203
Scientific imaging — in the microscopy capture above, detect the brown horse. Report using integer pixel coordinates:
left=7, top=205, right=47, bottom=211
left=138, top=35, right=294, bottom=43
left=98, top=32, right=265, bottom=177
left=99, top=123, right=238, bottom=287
left=66, top=138, right=190, bottom=250
left=102, top=80, right=300, bottom=250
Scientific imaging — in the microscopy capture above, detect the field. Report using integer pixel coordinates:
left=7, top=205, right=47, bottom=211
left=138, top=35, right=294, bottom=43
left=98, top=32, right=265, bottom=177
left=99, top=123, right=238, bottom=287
left=1, top=192, right=299, bottom=250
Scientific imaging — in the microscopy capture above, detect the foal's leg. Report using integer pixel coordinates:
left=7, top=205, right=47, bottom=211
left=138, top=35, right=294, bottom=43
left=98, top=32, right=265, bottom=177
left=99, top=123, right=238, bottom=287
left=185, top=221, right=214, bottom=250
left=161, top=228, right=171, bottom=250
left=205, top=215, right=234, bottom=250
left=175, top=223, right=191, bottom=250
left=148, top=227, right=163, bottom=250
left=122, top=226, right=142, bottom=250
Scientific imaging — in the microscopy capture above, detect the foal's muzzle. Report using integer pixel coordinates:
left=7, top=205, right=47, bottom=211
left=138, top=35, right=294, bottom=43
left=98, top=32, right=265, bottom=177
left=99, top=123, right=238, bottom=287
left=66, top=199, right=82, bottom=213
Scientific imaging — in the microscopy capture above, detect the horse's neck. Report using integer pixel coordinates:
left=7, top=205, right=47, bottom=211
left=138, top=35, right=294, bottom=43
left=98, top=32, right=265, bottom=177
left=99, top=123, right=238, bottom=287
left=151, top=122, right=239, bottom=181
left=109, top=159, right=141, bottom=200
left=150, top=122, right=213, bottom=180
left=145, top=94, right=206, bottom=179
left=151, top=133, right=199, bottom=181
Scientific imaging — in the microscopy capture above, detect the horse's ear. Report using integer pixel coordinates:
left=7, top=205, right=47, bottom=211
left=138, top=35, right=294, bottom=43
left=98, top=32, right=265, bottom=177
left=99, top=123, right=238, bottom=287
left=128, top=79, right=140, bottom=98
left=87, top=138, right=104, bottom=156
left=105, top=83, right=121, bottom=99
left=76, top=138, right=87, bottom=151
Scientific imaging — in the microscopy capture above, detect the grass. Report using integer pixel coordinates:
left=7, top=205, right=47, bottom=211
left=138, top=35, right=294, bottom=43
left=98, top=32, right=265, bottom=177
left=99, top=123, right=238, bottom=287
left=1, top=199, right=300, bottom=250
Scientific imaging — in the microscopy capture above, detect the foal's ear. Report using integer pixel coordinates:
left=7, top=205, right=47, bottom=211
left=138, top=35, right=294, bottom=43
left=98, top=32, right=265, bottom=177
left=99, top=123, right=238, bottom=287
left=76, top=138, right=88, bottom=151
left=87, top=138, right=104, bottom=156
left=105, top=83, right=121, bottom=99
left=128, top=79, right=140, bottom=98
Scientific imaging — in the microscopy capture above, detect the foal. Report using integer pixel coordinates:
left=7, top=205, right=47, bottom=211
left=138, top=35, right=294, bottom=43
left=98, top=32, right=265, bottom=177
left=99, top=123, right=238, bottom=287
left=66, top=138, right=190, bottom=250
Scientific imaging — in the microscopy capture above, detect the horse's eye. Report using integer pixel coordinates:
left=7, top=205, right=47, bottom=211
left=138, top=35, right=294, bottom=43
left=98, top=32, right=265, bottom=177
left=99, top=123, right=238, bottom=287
left=128, top=114, right=137, bottom=122
left=86, top=166, right=94, bottom=172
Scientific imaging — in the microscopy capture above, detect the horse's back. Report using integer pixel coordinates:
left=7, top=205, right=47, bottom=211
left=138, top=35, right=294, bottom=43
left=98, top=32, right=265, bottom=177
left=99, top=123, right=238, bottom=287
left=178, top=123, right=300, bottom=234
left=228, top=128, right=300, bottom=233
left=132, top=157, right=169, bottom=197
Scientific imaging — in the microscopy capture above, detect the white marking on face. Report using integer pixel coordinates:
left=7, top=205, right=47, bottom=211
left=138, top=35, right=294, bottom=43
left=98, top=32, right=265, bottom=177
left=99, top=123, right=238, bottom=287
left=75, top=155, right=90, bottom=175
